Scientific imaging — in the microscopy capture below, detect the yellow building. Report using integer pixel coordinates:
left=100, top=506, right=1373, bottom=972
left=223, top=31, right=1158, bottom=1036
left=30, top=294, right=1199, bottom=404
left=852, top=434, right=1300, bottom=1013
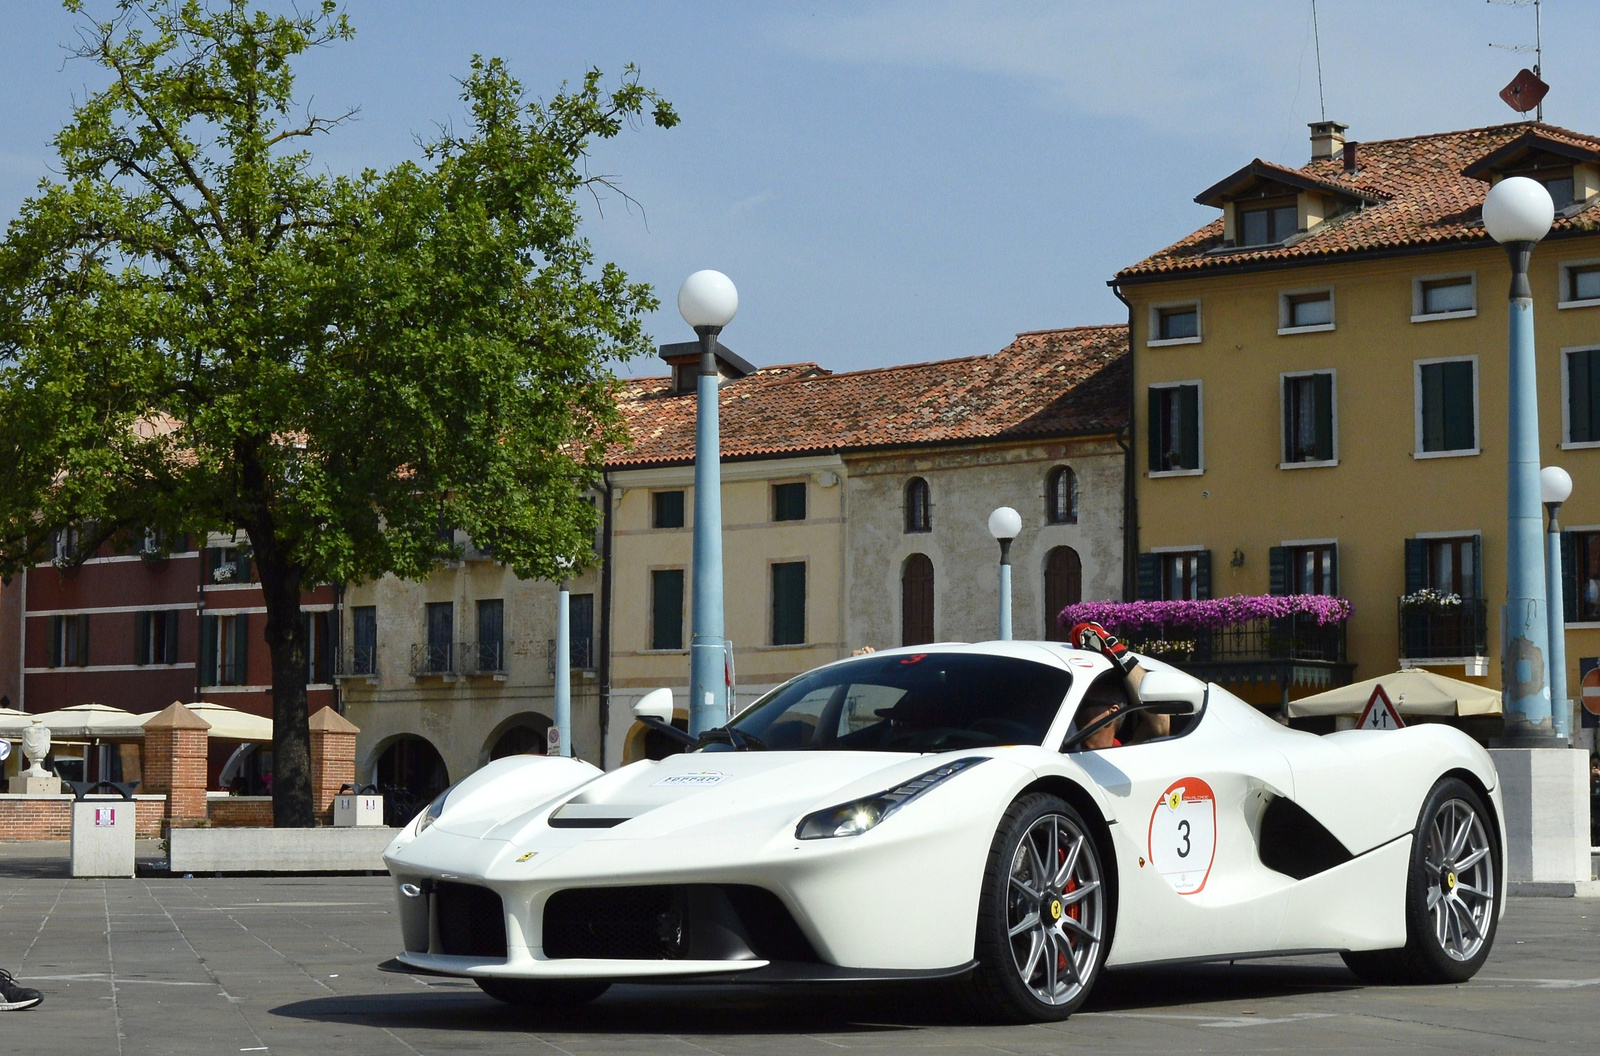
left=1115, top=121, right=1600, bottom=740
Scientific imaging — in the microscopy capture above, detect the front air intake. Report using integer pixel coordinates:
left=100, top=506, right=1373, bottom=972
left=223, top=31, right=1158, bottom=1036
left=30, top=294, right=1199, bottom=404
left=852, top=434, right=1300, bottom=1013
left=542, top=884, right=816, bottom=962
left=434, top=882, right=507, bottom=958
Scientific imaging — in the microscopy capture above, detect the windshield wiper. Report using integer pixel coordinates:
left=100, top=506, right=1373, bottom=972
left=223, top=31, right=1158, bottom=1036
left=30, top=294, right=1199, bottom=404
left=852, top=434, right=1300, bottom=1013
left=696, top=726, right=767, bottom=751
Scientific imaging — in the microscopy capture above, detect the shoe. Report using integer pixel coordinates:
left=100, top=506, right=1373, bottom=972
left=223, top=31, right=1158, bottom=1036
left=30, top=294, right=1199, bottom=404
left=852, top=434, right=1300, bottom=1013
left=0, top=970, right=42, bottom=1011
left=1069, top=621, right=1138, bottom=675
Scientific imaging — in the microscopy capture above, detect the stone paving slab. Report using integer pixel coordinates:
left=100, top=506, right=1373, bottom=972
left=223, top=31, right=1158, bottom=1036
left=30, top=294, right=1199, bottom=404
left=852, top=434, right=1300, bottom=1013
left=2, top=848, right=1598, bottom=1056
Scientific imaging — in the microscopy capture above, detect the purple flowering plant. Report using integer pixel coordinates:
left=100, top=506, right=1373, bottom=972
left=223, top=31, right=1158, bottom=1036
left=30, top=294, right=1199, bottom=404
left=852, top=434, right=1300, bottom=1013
left=1059, top=593, right=1352, bottom=632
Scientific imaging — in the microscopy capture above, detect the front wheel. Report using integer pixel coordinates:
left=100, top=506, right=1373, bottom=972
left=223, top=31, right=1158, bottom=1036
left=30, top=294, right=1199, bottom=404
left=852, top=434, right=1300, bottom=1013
left=967, top=793, right=1110, bottom=1022
left=475, top=977, right=610, bottom=1007
left=1342, top=776, right=1499, bottom=985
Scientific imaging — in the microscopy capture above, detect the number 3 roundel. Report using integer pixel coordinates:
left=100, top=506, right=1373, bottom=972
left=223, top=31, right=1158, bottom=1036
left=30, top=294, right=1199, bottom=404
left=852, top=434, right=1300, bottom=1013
left=1147, top=777, right=1217, bottom=895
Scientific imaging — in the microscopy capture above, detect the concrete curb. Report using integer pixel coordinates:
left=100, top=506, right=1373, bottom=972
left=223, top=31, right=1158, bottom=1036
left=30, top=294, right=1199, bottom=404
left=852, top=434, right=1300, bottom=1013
left=168, top=826, right=395, bottom=874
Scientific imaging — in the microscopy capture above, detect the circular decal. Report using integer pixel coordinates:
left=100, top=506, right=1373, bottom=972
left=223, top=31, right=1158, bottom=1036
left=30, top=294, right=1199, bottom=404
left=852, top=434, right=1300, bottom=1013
left=1146, top=777, right=1218, bottom=895
left=1581, top=666, right=1600, bottom=717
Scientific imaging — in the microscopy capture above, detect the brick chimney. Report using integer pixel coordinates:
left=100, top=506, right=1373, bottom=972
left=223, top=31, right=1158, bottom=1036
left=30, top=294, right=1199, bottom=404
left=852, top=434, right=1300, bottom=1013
left=1309, top=120, right=1348, bottom=161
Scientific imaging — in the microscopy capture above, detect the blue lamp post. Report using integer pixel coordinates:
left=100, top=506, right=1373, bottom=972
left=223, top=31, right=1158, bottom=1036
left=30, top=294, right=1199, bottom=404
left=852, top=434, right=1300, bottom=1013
left=678, top=270, right=738, bottom=737
left=554, top=577, right=571, bottom=756
left=988, top=506, right=1022, bottom=640
left=1542, top=465, right=1573, bottom=743
left=1483, top=176, right=1559, bottom=746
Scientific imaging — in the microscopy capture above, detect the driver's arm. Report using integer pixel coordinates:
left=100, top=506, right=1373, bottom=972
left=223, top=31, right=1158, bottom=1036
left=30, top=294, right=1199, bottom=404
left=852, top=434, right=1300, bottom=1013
left=1122, top=664, right=1171, bottom=744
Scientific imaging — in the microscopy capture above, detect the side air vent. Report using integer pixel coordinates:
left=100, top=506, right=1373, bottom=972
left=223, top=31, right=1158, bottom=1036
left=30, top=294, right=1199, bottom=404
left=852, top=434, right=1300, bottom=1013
left=1258, top=796, right=1354, bottom=880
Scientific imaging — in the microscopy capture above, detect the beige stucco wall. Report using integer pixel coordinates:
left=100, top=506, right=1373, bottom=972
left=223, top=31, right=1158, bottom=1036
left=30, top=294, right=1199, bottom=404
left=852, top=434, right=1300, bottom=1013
left=844, top=437, right=1125, bottom=649
left=604, top=454, right=848, bottom=764
left=341, top=557, right=603, bottom=785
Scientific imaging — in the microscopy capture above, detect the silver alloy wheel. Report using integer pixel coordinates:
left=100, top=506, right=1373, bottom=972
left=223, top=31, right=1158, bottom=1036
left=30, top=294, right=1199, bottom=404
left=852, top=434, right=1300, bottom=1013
left=1423, top=797, right=1495, bottom=962
left=1005, top=812, right=1103, bottom=1006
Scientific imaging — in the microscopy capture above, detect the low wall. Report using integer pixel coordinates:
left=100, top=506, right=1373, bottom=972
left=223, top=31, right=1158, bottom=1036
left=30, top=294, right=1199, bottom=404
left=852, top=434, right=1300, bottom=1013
left=0, top=795, right=166, bottom=840
left=168, top=826, right=395, bottom=874
left=206, top=796, right=274, bottom=828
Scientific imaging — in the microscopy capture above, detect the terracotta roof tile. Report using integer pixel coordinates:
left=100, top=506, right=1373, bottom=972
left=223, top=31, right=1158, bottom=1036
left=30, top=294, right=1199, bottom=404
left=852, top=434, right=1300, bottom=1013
left=1117, top=121, right=1600, bottom=281
left=606, top=324, right=1129, bottom=468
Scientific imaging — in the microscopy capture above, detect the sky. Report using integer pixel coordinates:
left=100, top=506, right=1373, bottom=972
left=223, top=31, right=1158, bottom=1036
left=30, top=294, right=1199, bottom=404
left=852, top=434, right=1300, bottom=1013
left=0, top=1, right=1590, bottom=375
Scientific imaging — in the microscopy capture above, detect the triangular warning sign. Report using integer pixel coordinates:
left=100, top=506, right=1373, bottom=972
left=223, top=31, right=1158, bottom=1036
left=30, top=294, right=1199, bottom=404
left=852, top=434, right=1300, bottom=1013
left=1357, top=685, right=1405, bottom=730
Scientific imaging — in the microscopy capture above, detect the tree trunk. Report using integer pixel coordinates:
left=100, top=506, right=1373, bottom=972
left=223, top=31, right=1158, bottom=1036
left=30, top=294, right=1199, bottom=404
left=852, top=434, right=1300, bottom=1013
left=253, top=545, right=314, bottom=827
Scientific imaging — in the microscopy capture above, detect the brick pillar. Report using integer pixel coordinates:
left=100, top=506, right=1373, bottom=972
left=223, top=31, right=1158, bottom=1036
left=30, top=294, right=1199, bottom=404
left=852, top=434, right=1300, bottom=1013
left=308, top=707, right=360, bottom=825
left=143, top=701, right=211, bottom=832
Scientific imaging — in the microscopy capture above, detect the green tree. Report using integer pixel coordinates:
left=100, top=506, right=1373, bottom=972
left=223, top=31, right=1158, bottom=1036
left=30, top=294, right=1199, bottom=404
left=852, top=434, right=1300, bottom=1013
left=0, top=0, right=677, bottom=825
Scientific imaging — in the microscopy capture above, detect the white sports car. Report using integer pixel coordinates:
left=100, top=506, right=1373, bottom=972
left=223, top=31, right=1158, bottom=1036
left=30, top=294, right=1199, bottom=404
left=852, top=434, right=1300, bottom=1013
left=381, top=642, right=1505, bottom=1022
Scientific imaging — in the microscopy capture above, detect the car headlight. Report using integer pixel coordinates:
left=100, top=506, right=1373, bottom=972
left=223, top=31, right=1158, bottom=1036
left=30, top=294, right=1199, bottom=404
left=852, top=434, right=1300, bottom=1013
left=414, top=785, right=456, bottom=834
left=796, top=756, right=989, bottom=840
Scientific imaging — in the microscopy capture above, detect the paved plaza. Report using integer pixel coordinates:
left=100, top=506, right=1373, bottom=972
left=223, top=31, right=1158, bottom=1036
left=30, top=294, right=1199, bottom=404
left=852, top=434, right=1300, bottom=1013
left=2, top=842, right=1599, bottom=1056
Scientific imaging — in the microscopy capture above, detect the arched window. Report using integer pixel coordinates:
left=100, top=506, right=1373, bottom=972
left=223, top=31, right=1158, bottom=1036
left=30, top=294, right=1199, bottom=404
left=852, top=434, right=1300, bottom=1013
left=1046, top=466, right=1078, bottom=524
left=1043, top=546, right=1082, bottom=641
left=901, top=553, right=935, bottom=646
left=904, top=478, right=931, bottom=533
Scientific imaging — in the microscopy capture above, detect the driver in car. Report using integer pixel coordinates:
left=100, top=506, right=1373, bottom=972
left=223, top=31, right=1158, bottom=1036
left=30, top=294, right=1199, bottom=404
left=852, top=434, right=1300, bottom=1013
left=1070, top=621, right=1170, bottom=748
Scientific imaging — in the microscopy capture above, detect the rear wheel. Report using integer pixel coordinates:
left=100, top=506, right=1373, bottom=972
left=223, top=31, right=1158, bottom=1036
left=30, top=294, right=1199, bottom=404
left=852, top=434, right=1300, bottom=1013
left=968, top=793, right=1109, bottom=1022
left=1342, top=777, right=1498, bottom=985
left=475, top=977, right=610, bottom=1007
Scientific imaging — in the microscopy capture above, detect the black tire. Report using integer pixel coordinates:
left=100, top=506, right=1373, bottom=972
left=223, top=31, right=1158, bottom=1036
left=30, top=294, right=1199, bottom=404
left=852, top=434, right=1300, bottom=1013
left=475, top=977, right=611, bottom=1007
left=1342, top=776, right=1499, bottom=985
left=967, top=793, right=1110, bottom=1023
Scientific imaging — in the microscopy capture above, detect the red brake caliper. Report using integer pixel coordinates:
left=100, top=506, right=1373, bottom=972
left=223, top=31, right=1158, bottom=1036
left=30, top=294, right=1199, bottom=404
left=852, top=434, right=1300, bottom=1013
left=1059, top=846, right=1075, bottom=973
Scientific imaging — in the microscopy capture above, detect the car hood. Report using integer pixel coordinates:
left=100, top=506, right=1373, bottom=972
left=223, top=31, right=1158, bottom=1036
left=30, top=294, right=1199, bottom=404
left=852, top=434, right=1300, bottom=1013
left=435, top=750, right=970, bottom=844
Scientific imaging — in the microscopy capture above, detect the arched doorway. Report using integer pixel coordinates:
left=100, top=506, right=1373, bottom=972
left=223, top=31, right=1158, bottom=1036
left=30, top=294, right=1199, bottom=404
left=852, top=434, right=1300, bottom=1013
left=374, top=735, right=449, bottom=826
left=487, top=713, right=553, bottom=761
left=1043, top=546, right=1082, bottom=641
left=902, top=553, right=935, bottom=646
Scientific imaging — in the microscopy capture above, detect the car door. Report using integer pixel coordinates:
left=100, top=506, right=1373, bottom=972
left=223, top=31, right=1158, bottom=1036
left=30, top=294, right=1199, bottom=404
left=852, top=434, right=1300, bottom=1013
left=1065, top=671, right=1296, bottom=966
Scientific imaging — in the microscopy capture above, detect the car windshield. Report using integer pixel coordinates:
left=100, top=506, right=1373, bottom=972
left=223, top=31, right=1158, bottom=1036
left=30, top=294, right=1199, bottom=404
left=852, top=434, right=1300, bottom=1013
left=710, top=652, right=1073, bottom=753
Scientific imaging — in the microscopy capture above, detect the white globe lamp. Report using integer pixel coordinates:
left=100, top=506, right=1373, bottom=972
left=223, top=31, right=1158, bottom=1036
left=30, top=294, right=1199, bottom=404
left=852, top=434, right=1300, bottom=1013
left=1540, top=465, right=1573, bottom=505
left=678, top=270, right=739, bottom=331
left=1482, top=176, right=1554, bottom=245
left=988, top=506, right=1022, bottom=541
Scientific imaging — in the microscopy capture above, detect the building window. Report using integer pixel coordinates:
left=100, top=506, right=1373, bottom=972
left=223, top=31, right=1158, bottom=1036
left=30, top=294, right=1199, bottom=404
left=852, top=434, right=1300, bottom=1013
left=1561, top=263, right=1600, bottom=306
left=901, top=554, right=934, bottom=646
left=1416, top=359, right=1478, bottom=455
left=134, top=610, right=178, bottom=665
left=1282, top=371, right=1335, bottom=464
left=1147, top=383, right=1201, bottom=473
left=1046, top=467, right=1078, bottom=524
left=1569, top=531, right=1600, bottom=622
left=1413, top=274, right=1476, bottom=319
left=424, top=602, right=453, bottom=673
left=650, top=569, right=684, bottom=650
left=1137, top=550, right=1210, bottom=601
left=771, top=562, right=807, bottom=646
left=569, top=593, right=595, bottom=669
left=772, top=482, right=807, bottom=522
left=1271, top=543, right=1338, bottom=596
left=1280, top=289, right=1334, bottom=332
left=200, top=614, right=248, bottom=686
left=904, top=478, right=931, bottom=533
left=305, top=611, right=332, bottom=683
left=49, top=614, right=90, bottom=667
left=1566, top=347, right=1600, bottom=444
left=1405, top=536, right=1481, bottom=598
left=1043, top=546, right=1082, bottom=641
left=1150, top=303, right=1200, bottom=344
left=652, top=490, right=685, bottom=529
left=1239, top=202, right=1298, bottom=246
left=475, top=599, right=503, bottom=673
left=351, top=606, right=377, bottom=675
left=208, top=543, right=251, bottom=583
left=1541, top=173, right=1575, bottom=210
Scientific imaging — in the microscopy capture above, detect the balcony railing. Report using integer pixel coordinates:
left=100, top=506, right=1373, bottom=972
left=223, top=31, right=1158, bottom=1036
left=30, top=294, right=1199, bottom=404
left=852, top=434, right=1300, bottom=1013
left=546, top=636, right=595, bottom=678
left=409, top=640, right=506, bottom=677
left=335, top=644, right=378, bottom=679
left=1398, top=597, right=1488, bottom=660
left=1129, top=613, right=1353, bottom=693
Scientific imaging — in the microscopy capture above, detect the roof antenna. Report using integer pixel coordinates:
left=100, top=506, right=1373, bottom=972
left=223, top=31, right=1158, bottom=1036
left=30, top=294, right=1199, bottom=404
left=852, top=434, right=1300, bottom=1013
left=1311, top=0, right=1327, bottom=122
left=1489, top=0, right=1544, bottom=121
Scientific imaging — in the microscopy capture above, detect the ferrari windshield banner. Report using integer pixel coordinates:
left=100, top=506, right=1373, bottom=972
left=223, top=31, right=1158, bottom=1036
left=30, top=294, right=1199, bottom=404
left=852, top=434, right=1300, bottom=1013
left=1148, top=778, right=1217, bottom=895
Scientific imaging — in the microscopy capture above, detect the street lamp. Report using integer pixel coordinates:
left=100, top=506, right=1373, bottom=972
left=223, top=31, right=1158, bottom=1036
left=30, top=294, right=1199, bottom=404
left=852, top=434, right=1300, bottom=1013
left=1484, top=175, right=1558, bottom=746
left=1542, top=465, right=1573, bottom=743
left=553, top=567, right=572, bottom=757
left=988, top=506, right=1022, bottom=641
left=679, top=270, right=738, bottom=737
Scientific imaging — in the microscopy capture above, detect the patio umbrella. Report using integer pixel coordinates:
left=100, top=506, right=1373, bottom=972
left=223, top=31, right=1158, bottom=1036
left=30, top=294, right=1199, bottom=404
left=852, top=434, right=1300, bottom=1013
left=0, top=703, right=147, bottom=739
left=1287, top=669, right=1501, bottom=718
left=136, top=701, right=271, bottom=742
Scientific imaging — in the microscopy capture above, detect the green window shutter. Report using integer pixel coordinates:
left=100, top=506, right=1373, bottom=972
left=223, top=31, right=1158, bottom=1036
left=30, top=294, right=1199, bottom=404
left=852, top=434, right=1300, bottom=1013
left=1420, top=364, right=1444, bottom=451
left=233, top=615, right=249, bottom=685
left=651, top=569, right=684, bottom=651
left=49, top=615, right=63, bottom=668
left=1281, top=378, right=1295, bottom=463
left=200, top=615, right=217, bottom=686
left=1443, top=361, right=1475, bottom=451
left=1404, top=539, right=1427, bottom=594
left=1195, top=550, right=1212, bottom=600
left=771, top=562, right=807, bottom=646
left=1178, top=385, right=1200, bottom=470
left=1327, top=544, right=1339, bottom=595
left=1470, top=536, right=1483, bottom=599
left=1147, top=389, right=1163, bottom=472
left=164, top=611, right=179, bottom=664
left=1136, top=553, right=1158, bottom=600
left=77, top=614, right=90, bottom=666
left=134, top=612, right=150, bottom=666
left=1561, top=531, right=1578, bottom=623
left=1268, top=547, right=1288, bottom=596
left=1313, top=373, right=1335, bottom=461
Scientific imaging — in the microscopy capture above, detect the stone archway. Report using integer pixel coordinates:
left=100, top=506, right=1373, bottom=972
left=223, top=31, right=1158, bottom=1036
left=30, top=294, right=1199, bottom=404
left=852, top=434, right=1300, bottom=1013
left=483, top=711, right=554, bottom=765
left=372, top=734, right=449, bottom=826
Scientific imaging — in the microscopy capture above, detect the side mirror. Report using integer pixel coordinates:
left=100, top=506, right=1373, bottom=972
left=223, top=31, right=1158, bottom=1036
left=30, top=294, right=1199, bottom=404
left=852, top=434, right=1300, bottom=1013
left=633, top=688, right=676, bottom=724
left=1135, top=669, right=1206, bottom=715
